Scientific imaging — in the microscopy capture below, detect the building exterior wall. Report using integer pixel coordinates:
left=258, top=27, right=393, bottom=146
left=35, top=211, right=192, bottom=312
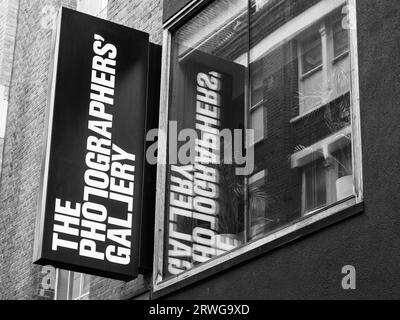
left=0, top=0, right=399, bottom=301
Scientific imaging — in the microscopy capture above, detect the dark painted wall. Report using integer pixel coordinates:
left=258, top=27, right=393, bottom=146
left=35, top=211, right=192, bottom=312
left=162, top=0, right=400, bottom=299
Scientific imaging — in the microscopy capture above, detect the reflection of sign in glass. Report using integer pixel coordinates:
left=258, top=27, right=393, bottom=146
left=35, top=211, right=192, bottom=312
left=166, top=53, right=245, bottom=277
left=33, top=8, right=152, bottom=281
left=168, top=71, right=223, bottom=275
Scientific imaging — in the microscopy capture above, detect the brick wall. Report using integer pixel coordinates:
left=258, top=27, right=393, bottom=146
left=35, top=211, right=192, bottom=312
left=107, top=0, right=163, bottom=45
left=0, top=0, right=18, bottom=101
left=0, top=0, right=18, bottom=189
left=87, top=0, right=163, bottom=301
left=0, top=0, right=76, bottom=300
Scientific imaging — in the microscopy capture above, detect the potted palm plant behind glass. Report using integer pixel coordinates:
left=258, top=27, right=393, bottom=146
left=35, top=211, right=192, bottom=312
left=217, top=163, right=274, bottom=244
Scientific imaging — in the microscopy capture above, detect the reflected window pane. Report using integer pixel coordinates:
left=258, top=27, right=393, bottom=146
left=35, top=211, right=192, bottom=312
left=304, top=160, right=327, bottom=213
left=70, top=272, right=81, bottom=300
left=333, top=20, right=349, bottom=58
left=250, top=107, right=265, bottom=143
left=249, top=0, right=355, bottom=235
left=82, top=274, right=91, bottom=296
left=55, top=269, right=69, bottom=300
left=56, top=270, right=90, bottom=300
left=301, top=32, right=322, bottom=74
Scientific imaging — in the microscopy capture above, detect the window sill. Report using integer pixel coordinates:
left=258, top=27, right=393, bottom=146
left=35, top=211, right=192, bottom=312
left=250, top=99, right=264, bottom=111
left=333, top=50, right=349, bottom=64
left=290, top=126, right=352, bottom=168
left=300, top=64, right=323, bottom=80
left=151, top=197, right=364, bottom=300
left=290, top=102, right=325, bottom=124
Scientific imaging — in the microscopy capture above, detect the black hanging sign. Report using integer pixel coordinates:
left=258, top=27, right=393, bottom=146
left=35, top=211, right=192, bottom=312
left=33, top=7, right=155, bottom=281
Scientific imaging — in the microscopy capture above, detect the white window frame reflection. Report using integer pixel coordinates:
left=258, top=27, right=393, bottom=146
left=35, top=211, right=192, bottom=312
left=297, top=12, right=351, bottom=117
left=249, top=66, right=266, bottom=144
left=153, top=0, right=363, bottom=293
left=291, top=126, right=353, bottom=215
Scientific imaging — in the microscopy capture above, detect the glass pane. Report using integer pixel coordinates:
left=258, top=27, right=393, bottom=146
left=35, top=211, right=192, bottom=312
left=248, top=172, right=270, bottom=240
left=249, top=0, right=355, bottom=238
left=162, top=0, right=357, bottom=281
left=164, top=0, right=248, bottom=279
left=301, top=32, right=322, bottom=74
left=304, top=160, right=327, bottom=213
left=55, top=269, right=69, bottom=300
left=70, top=272, right=81, bottom=300
left=333, top=20, right=349, bottom=58
left=251, top=106, right=264, bottom=143
left=82, top=274, right=91, bottom=296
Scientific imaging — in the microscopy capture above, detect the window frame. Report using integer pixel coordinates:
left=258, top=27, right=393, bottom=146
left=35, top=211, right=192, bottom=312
left=249, top=66, right=266, bottom=144
left=54, top=269, right=90, bottom=300
left=153, top=0, right=363, bottom=296
left=299, top=28, right=324, bottom=77
left=332, top=18, right=350, bottom=61
left=297, top=11, right=352, bottom=118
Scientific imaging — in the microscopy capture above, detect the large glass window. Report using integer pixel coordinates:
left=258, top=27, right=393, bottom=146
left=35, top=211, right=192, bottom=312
left=157, top=0, right=360, bottom=286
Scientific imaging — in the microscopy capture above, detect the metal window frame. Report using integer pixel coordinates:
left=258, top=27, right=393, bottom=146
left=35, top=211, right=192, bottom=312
left=152, top=0, right=363, bottom=295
